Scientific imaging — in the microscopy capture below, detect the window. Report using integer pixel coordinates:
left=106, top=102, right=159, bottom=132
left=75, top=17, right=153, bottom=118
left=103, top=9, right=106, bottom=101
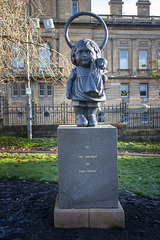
left=47, top=85, right=52, bottom=97
left=139, top=50, right=147, bottom=69
left=120, top=50, right=128, bottom=69
left=39, top=84, right=45, bottom=97
left=12, top=84, right=19, bottom=97
left=20, top=84, right=26, bottom=97
left=72, top=1, right=78, bottom=15
left=140, top=84, right=147, bottom=97
left=121, top=84, right=128, bottom=97
left=39, top=84, right=53, bottom=97
left=158, top=51, right=160, bottom=70
left=12, top=84, right=27, bottom=97
left=13, top=44, right=24, bottom=68
left=142, top=112, right=149, bottom=124
left=39, top=43, right=50, bottom=68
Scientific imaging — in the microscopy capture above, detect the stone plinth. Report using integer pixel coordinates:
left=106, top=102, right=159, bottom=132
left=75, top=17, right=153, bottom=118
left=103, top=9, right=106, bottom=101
left=57, top=125, right=118, bottom=209
left=54, top=195, right=125, bottom=229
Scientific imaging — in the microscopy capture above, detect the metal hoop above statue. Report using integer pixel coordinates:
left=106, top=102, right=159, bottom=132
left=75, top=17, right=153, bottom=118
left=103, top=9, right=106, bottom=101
left=64, top=12, right=108, bottom=50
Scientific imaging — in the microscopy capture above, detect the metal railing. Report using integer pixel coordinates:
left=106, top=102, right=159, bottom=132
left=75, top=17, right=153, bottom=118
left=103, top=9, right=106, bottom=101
left=32, top=104, right=75, bottom=125
left=0, top=95, right=3, bottom=118
left=1, top=101, right=160, bottom=129
left=2, top=103, right=75, bottom=126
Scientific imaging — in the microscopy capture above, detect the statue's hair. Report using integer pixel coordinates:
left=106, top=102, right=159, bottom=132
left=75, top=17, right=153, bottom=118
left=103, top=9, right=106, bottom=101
left=71, top=38, right=101, bottom=66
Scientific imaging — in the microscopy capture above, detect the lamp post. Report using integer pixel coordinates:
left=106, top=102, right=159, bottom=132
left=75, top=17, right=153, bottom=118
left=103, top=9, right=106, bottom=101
left=26, top=33, right=32, bottom=139
left=26, top=18, right=55, bottom=139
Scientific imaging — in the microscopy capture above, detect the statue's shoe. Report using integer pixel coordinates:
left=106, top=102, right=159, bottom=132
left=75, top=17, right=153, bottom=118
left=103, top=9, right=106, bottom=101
left=76, top=114, right=88, bottom=127
left=87, top=114, right=97, bottom=127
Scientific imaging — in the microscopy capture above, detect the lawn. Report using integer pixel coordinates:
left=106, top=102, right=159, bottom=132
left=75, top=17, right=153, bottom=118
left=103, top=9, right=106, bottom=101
left=118, top=140, right=160, bottom=152
left=0, top=152, right=159, bottom=199
left=0, top=153, right=58, bottom=183
left=0, top=136, right=160, bottom=151
left=118, top=155, right=160, bottom=199
left=0, top=136, right=57, bottom=148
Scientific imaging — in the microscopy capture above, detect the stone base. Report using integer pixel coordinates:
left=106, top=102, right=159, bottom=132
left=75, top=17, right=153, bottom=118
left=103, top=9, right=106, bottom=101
left=58, top=125, right=118, bottom=209
left=54, top=195, right=125, bottom=229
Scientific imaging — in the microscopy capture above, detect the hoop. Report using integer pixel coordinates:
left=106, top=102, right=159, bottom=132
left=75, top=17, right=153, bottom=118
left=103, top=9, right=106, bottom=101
left=64, top=12, right=108, bottom=50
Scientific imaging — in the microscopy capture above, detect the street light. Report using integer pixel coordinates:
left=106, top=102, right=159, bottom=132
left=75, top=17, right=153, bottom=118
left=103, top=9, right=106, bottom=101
left=43, top=19, right=55, bottom=30
left=26, top=18, right=55, bottom=139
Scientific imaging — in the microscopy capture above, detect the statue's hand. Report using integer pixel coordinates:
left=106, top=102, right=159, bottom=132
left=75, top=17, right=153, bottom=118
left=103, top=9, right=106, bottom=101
left=66, top=90, right=72, bottom=99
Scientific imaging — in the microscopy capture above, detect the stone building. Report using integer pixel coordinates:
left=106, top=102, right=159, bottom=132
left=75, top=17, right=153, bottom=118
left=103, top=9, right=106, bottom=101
left=1, top=0, right=160, bottom=109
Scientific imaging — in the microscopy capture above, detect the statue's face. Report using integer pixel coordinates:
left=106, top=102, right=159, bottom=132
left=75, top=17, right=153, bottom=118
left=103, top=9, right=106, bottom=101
left=98, top=59, right=107, bottom=70
left=75, top=45, right=95, bottom=68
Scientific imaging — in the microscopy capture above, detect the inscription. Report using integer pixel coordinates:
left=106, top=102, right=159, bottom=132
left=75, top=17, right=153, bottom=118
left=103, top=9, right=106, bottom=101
left=84, top=155, right=97, bottom=159
left=85, top=146, right=90, bottom=149
left=79, top=170, right=86, bottom=173
left=79, top=170, right=96, bottom=173
left=78, top=155, right=97, bottom=159
left=85, top=162, right=90, bottom=166
left=78, top=149, right=97, bottom=174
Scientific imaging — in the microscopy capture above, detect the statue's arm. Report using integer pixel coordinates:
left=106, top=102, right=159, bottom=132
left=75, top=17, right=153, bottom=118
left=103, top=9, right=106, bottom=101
left=102, top=74, right=108, bottom=83
left=66, top=68, right=76, bottom=99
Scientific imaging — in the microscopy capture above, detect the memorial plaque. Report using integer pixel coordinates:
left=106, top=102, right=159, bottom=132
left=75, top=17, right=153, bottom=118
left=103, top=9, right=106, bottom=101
left=58, top=125, right=118, bottom=209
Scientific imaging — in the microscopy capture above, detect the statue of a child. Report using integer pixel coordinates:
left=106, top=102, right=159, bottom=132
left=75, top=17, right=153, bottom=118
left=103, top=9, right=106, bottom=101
left=66, top=38, right=108, bottom=127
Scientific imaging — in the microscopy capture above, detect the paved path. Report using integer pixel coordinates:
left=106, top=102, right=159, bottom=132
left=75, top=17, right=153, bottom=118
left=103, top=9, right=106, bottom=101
left=0, top=149, right=159, bottom=157
left=118, top=151, right=160, bottom=157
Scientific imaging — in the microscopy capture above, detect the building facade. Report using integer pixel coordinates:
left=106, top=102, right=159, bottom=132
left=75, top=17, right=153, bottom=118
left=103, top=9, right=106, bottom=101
left=1, top=0, right=160, bottom=109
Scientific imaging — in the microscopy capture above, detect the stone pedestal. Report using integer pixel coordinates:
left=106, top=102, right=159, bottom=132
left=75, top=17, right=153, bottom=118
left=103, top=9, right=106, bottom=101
left=54, top=125, right=125, bottom=229
left=54, top=195, right=125, bottom=229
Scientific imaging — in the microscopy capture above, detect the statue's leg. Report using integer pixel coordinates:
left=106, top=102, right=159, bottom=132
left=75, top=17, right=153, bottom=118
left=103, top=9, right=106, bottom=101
left=74, top=106, right=88, bottom=127
left=87, top=107, right=98, bottom=127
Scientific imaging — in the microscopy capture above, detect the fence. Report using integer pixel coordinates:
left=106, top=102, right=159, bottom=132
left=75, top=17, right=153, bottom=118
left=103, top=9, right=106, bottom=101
left=0, top=95, right=4, bottom=118
left=1, top=101, right=160, bottom=129
left=2, top=103, right=75, bottom=126
left=99, top=104, right=160, bottom=129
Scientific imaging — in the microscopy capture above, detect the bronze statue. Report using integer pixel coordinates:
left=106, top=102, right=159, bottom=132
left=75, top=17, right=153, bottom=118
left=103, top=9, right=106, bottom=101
left=64, top=12, right=108, bottom=127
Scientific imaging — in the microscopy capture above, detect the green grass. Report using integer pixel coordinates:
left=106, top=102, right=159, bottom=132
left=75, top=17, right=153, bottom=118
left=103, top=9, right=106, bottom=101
left=118, top=155, right=160, bottom=199
left=0, top=136, right=159, bottom=152
left=0, top=136, right=57, bottom=148
left=0, top=152, right=159, bottom=199
left=117, top=140, right=160, bottom=152
left=0, top=153, right=58, bottom=183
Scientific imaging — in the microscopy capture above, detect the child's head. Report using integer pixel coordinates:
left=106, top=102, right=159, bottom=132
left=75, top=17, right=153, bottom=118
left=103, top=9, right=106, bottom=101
left=96, top=58, right=108, bottom=70
left=71, top=38, right=101, bottom=67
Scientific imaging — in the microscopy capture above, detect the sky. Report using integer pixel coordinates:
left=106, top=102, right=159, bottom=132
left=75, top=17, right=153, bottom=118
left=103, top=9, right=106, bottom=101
left=91, top=0, right=159, bottom=16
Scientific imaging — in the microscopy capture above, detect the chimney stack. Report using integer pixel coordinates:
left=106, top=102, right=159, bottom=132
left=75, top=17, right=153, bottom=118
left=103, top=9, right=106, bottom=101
left=136, top=0, right=151, bottom=16
left=109, top=0, right=124, bottom=15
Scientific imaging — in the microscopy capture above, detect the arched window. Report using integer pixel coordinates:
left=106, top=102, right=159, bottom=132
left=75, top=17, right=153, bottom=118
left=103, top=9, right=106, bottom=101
left=39, top=43, right=50, bottom=68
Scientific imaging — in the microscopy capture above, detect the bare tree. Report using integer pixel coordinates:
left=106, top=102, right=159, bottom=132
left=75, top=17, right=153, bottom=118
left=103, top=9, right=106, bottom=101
left=0, top=0, right=72, bottom=85
left=0, top=0, right=72, bottom=138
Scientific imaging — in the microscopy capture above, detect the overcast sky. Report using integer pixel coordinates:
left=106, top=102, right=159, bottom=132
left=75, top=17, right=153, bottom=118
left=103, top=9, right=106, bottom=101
left=91, top=0, right=159, bottom=16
